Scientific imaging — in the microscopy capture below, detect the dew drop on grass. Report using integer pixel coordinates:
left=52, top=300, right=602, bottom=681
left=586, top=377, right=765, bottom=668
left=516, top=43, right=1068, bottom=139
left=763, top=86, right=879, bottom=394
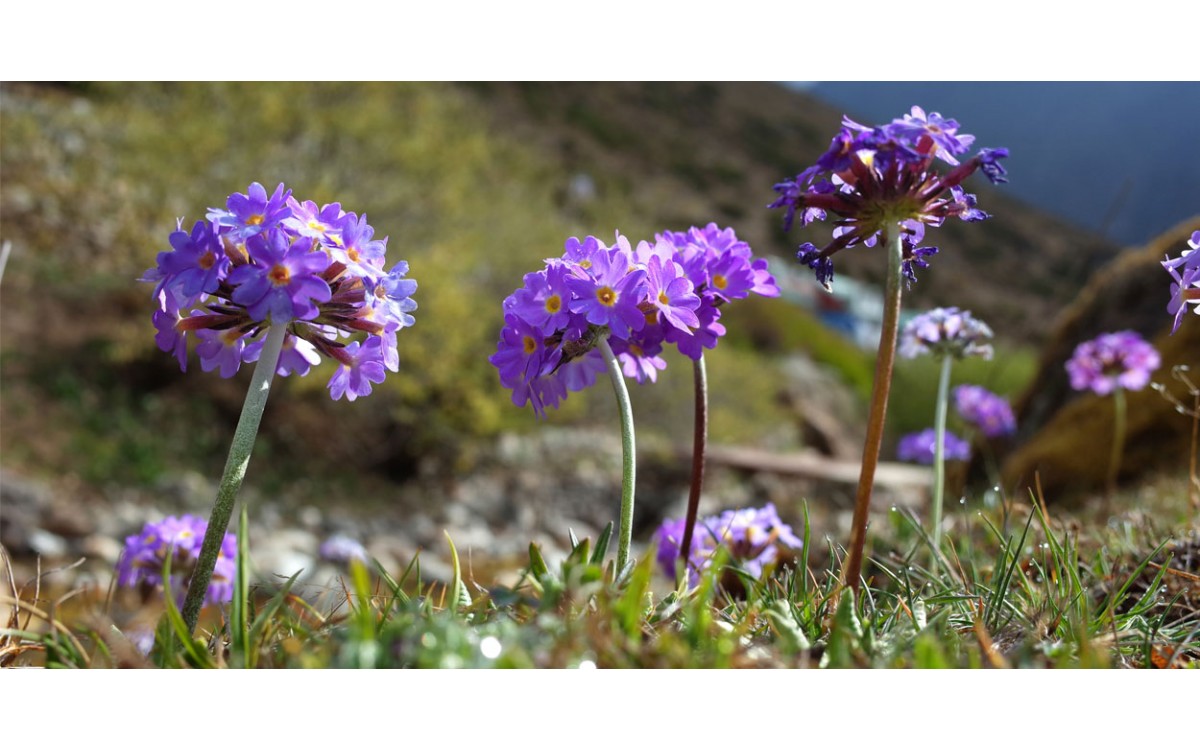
left=959, top=497, right=966, bottom=505
left=480, top=636, right=502, bottom=659
left=890, top=506, right=897, bottom=512
left=578, top=659, right=597, bottom=670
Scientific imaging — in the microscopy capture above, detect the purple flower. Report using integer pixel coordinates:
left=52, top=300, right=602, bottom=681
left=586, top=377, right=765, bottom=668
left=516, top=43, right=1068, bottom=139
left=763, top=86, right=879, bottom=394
left=331, top=212, right=388, bottom=278
left=953, top=385, right=1016, bottom=438
left=207, top=182, right=292, bottom=241
left=228, top=232, right=331, bottom=324
left=1162, top=230, right=1200, bottom=333
left=283, top=198, right=344, bottom=243
left=319, top=534, right=369, bottom=565
left=327, top=337, right=388, bottom=402
left=897, top=428, right=971, bottom=465
left=566, top=246, right=648, bottom=338
left=899, top=307, right=994, bottom=360
left=654, top=503, right=803, bottom=587
left=195, top=327, right=264, bottom=378
left=1066, top=330, right=1161, bottom=395
left=116, top=515, right=236, bottom=606
left=643, top=254, right=700, bottom=333
left=144, top=183, right=416, bottom=400
left=769, top=107, right=1008, bottom=290
left=491, top=226, right=774, bottom=416
left=154, top=219, right=228, bottom=301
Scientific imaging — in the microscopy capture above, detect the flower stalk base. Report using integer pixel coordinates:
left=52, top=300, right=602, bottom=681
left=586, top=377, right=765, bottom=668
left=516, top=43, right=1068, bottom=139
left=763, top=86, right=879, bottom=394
left=842, top=231, right=904, bottom=593
left=598, top=337, right=637, bottom=573
left=181, top=322, right=287, bottom=633
left=678, top=354, right=708, bottom=582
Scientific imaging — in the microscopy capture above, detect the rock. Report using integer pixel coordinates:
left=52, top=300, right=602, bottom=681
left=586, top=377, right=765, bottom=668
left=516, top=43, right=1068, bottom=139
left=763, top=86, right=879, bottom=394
left=1004, top=217, right=1200, bottom=499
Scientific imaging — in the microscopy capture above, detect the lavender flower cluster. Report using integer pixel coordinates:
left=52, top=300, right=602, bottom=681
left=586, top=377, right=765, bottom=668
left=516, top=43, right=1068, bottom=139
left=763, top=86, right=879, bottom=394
left=654, top=503, right=802, bottom=587
left=899, top=307, right=994, bottom=361
left=953, top=385, right=1016, bottom=438
left=1163, top=230, right=1200, bottom=333
left=116, top=515, right=236, bottom=605
left=769, top=107, right=1008, bottom=290
left=489, top=225, right=778, bottom=416
left=142, top=182, right=417, bottom=401
left=1066, top=330, right=1161, bottom=395
left=896, top=428, right=971, bottom=465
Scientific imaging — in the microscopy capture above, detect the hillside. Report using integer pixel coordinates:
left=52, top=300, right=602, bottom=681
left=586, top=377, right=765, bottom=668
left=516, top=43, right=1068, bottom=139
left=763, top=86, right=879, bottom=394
left=461, top=82, right=1121, bottom=343
left=0, top=82, right=1119, bottom=519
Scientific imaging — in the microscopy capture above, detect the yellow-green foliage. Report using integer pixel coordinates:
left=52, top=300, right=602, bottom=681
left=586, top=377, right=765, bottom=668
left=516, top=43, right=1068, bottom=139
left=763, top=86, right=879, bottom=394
left=0, top=83, right=832, bottom=491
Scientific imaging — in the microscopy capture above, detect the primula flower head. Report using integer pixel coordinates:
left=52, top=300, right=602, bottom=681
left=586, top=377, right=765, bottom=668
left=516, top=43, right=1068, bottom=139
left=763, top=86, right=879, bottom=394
left=953, top=384, right=1016, bottom=438
left=490, top=225, right=776, bottom=416
left=899, top=307, right=994, bottom=360
left=1162, top=230, right=1200, bottom=333
left=143, top=182, right=416, bottom=400
left=654, top=503, right=802, bottom=588
left=318, top=534, right=369, bottom=565
left=897, top=428, right=971, bottom=465
left=769, top=107, right=1008, bottom=291
left=116, top=515, right=236, bottom=606
left=1066, top=330, right=1160, bottom=395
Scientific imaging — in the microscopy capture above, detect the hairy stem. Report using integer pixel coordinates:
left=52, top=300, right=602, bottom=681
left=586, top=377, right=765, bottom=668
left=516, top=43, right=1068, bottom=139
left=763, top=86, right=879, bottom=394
left=842, top=230, right=904, bottom=593
left=181, top=323, right=287, bottom=634
left=597, top=337, right=636, bottom=573
left=679, top=354, right=708, bottom=583
left=1106, top=386, right=1126, bottom=507
left=931, top=354, right=954, bottom=551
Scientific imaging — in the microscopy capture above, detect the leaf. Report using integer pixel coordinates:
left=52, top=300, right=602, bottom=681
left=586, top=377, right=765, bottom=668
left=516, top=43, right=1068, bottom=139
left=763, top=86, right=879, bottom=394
left=527, top=542, right=550, bottom=580
left=444, top=531, right=470, bottom=615
left=590, top=522, right=614, bottom=566
left=764, top=601, right=811, bottom=652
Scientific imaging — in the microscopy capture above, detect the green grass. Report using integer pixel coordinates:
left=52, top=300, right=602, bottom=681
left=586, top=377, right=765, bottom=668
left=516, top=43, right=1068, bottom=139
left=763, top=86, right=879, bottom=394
left=5, top=484, right=1196, bottom=669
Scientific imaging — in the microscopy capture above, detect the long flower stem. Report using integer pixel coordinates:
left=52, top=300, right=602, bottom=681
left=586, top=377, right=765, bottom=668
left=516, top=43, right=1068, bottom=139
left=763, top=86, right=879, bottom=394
left=597, top=337, right=636, bottom=573
left=1106, top=386, right=1126, bottom=507
left=181, top=323, right=287, bottom=634
left=930, top=354, right=954, bottom=551
left=678, top=354, right=708, bottom=582
left=842, top=230, right=904, bottom=594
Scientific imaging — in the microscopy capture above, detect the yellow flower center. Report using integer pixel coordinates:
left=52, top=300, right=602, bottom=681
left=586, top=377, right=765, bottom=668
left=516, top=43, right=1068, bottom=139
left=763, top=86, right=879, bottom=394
left=596, top=286, right=617, bottom=307
left=545, top=294, right=562, bottom=314
left=268, top=264, right=291, bottom=286
left=657, top=290, right=670, bottom=305
left=712, top=274, right=727, bottom=290
left=199, top=250, right=216, bottom=270
left=522, top=335, right=538, bottom=355
left=247, top=214, right=265, bottom=226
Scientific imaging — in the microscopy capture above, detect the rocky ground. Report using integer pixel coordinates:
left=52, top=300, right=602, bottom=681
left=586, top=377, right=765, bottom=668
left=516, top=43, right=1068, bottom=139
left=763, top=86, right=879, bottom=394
left=2, top=422, right=935, bottom=604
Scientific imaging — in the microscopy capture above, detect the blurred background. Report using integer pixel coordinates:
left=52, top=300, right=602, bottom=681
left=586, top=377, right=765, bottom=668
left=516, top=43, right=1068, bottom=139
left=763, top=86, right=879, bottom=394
left=2, top=82, right=1197, bottom=588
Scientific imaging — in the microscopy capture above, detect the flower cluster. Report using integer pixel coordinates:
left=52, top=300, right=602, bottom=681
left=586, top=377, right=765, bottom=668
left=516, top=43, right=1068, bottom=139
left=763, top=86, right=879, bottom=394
left=1066, top=330, right=1161, bottom=395
left=769, top=106, right=1009, bottom=290
left=654, top=503, right=802, bottom=587
left=953, top=384, right=1016, bottom=438
left=318, top=534, right=369, bottom=565
left=142, top=182, right=417, bottom=401
left=116, top=515, right=236, bottom=605
left=1163, top=230, right=1200, bottom=333
left=489, top=224, right=778, bottom=416
left=897, top=428, right=971, bottom=465
left=899, top=307, right=994, bottom=360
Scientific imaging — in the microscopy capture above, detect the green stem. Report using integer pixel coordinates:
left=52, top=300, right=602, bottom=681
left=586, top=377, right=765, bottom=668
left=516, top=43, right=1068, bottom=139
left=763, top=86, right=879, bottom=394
left=597, top=337, right=636, bottom=574
left=842, top=230, right=904, bottom=594
left=678, top=354, right=708, bottom=583
left=931, top=354, right=953, bottom=551
left=181, top=323, right=287, bottom=634
left=1106, top=386, right=1126, bottom=504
